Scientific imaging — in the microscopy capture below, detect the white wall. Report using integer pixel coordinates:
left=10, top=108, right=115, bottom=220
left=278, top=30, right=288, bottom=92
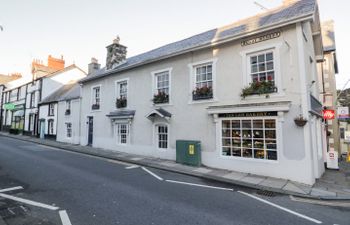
left=56, top=99, right=81, bottom=144
left=38, top=103, right=58, bottom=135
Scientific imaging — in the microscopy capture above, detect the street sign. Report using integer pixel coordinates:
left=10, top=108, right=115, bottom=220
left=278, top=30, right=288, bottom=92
left=338, top=106, right=349, bottom=119
left=3, top=103, right=15, bottom=110
left=326, top=150, right=339, bottom=169
left=323, top=109, right=335, bottom=120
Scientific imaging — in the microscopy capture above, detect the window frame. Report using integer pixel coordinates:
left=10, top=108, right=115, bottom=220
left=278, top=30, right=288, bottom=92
left=154, top=123, right=169, bottom=150
left=66, top=123, right=72, bottom=138
left=241, top=44, right=282, bottom=97
left=48, top=103, right=55, bottom=116
left=115, top=122, right=130, bottom=145
left=219, top=116, right=279, bottom=162
left=66, top=100, right=71, bottom=111
left=30, top=92, right=35, bottom=108
left=48, top=119, right=54, bottom=135
left=151, top=68, right=172, bottom=105
left=91, top=84, right=102, bottom=111
left=188, top=58, right=217, bottom=104
left=115, top=78, right=129, bottom=108
left=248, top=51, right=275, bottom=84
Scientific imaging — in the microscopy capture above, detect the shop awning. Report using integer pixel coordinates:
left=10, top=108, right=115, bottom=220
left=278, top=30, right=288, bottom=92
left=13, top=110, right=24, bottom=117
left=146, top=108, right=172, bottom=121
left=106, top=110, right=135, bottom=120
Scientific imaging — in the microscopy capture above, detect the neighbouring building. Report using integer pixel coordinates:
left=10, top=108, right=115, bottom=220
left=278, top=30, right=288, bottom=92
left=0, top=73, right=22, bottom=85
left=38, top=82, right=82, bottom=144
left=37, top=66, right=86, bottom=138
left=79, top=0, right=326, bottom=185
left=339, top=121, right=349, bottom=155
left=318, top=20, right=340, bottom=156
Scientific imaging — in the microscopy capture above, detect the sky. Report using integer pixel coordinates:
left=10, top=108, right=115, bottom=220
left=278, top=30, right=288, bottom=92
left=0, top=0, right=349, bottom=89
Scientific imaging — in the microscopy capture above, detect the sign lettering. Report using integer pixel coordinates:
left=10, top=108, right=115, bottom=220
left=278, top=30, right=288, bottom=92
left=241, top=31, right=281, bottom=46
left=323, top=109, right=335, bottom=120
left=218, top=111, right=277, bottom=118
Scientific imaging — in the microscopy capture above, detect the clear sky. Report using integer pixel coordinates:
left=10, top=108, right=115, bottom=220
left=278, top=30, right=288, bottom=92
left=0, top=0, right=349, bottom=89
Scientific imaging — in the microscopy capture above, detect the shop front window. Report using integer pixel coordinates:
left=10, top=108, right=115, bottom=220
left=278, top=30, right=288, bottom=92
left=221, top=118, right=277, bottom=161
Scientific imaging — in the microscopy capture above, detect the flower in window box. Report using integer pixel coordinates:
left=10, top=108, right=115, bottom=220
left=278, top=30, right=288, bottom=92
left=116, top=97, right=127, bottom=108
left=153, top=91, right=169, bottom=104
left=240, top=81, right=277, bottom=99
left=192, top=86, right=213, bottom=100
left=65, top=109, right=71, bottom=115
left=91, top=104, right=100, bottom=110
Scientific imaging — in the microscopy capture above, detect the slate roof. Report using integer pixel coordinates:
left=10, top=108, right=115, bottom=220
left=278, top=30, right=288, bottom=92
left=321, top=20, right=336, bottom=52
left=40, top=83, right=80, bottom=104
left=81, top=0, right=316, bottom=83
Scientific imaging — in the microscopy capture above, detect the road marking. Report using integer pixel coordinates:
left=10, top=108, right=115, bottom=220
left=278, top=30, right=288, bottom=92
left=125, top=165, right=140, bottom=169
left=0, top=193, right=59, bottom=210
left=166, top=180, right=234, bottom=191
left=0, top=186, right=24, bottom=193
left=141, top=167, right=164, bottom=181
left=59, top=210, right=72, bottom=225
left=238, top=191, right=322, bottom=224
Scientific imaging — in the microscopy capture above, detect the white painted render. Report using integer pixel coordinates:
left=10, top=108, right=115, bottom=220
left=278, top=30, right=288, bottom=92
left=38, top=103, right=58, bottom=136
left=80, top=23, right=325, bottom=185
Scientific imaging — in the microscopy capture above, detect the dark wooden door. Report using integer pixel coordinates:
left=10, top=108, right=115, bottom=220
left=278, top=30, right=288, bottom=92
left=88, top=117, right=93, bottom=145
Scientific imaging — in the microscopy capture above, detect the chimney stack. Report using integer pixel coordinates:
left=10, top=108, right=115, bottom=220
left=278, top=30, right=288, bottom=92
left=47, top=55, right=65, bottom=70
left=106, top=36, right=127, bottom=70
left=88, top=57, right=101, bottom=75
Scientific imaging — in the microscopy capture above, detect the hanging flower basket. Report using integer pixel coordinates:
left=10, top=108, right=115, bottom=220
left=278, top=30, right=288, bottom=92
left=116, top=97, right=127, bottom=108
left=153, top=92, right=169, bottom=104
left=294, top=116, right=308, bottom=127
left=192, top=86, right=213, bottom=100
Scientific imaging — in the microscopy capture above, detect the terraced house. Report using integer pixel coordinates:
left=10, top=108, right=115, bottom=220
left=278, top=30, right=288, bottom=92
left=80, top=0, right=326, bottom=185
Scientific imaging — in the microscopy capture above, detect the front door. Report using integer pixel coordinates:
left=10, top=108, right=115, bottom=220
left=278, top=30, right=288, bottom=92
left=88, top=117, right=93, bottom=145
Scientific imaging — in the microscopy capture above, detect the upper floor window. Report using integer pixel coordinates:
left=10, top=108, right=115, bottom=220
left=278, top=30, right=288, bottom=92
left=155, top=124, right=168, bottom=149
left=153, top=71, right=170, bottom=104
left=48, top=103, right=55, bottom=116
left=17, top=88, right=21, bottom=100
left=116, top=123, right=129, bottom=145
left=65, top=100, right=71, bottom=115
left=250, top=52, right=274, bottom=83
left=116, top=80, right=128, bottom=108
left=30, top=92, right=35, bottom=108
left=92, top=86, right=100, bottom=110
left=192, top=63, right=213, bottom=101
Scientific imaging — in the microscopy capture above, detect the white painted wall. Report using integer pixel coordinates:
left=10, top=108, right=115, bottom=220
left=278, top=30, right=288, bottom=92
left=38, top=103, right=58, bottom=135
left=56, top=98, right=81, bottom=144
left=80, top=24, right=325, bottom=184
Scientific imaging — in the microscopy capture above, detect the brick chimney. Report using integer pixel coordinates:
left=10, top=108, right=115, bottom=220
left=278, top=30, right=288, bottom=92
left=88, top=57, right=101, bottom=75
left=47, top=55, right=65, bottom=70
left=106, top=36, right=127, bottom=70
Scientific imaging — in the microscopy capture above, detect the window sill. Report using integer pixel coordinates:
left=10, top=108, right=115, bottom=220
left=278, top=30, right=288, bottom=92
left=152, top=102, right=173, bottom=107
left=188, top=98, right=218, bottom=105
left=241, top=92, right=285, bottom=100
left=219, top=154, right=279, bottom=163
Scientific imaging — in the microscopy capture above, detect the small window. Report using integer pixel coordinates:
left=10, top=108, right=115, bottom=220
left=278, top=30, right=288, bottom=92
left=65, top=100, right=71, bottom=115
left=92, top=86, right=100, bottom=110
left=116, top=81, right=128, bottom=108
left=48, top=120, right=54, bottom=135
left=193, top=63, right=213, bottom=100
left=30, top=92, right=35, bottom=108
left=153, top=71, right=170, bottom=104
left=156, top=124, right=168, bottom=149
left=66, top=123, right=72, bottom=138
left=48, top=103, right=55, bottom=116
left=116, top=123, right=129, bottom=144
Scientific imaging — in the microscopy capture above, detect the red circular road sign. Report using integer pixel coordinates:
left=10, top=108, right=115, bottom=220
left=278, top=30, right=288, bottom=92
left=323, top=109, right=335, bottom=120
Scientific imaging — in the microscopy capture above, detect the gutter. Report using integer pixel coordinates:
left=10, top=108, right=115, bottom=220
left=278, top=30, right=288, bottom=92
left=81, top=14, right=314, bottom=84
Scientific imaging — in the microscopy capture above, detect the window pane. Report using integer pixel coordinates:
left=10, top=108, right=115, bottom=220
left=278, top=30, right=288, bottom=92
left=242, top=130, right=252, bottom=138
left=258, top=63, right=266, bottom=72
left=259, top=73, right=266, bottom=81
left=222, top=147, right=231, bottom=156
left=250, top=56, right=257, bottom=64
left=251, top=64, right=258, bottom=73
left=258, top=54, right=265, bottom=63
left=222, top=129, right=230, bottom=137
left=267, top=151, right=277, bottom=160
left=253, top=130, right=264, bottom=139
left=266, top=61, right=274, bottom=70
left=267, top=71, right=274, bottom=81
left=232, top=148, right=241, bottom=157
left=222, top=120, right=231, bottom=129
left=243, top=149, right=252, bottom=158
left=253, top=140, right=264, bottom=148
left=265, top=130, right=276, bottom=139
left=232, top=138, right=241, bottom=147
left=265, top=120, right=276, bottom=128
left=242, top=139, right=252, bottom=148
left=252, top=74, right=259, bottom=82
left=266, top=140, right=277, bottom=150
left=242, top=120, right=251, bottom=129
left=254, top=150, right=265, bottom=159
left=222, top=138, right=231, bottom=146
left=266, top=52, right=273, bottom=61
left=253, top=120, right=263, bottom=128
left=231, top=130, right=241, bottom=138
left=231, top=121, right=240, bottom=129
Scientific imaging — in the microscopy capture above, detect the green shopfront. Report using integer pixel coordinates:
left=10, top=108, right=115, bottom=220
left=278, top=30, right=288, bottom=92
left=3, top=103, right=25, bottom=133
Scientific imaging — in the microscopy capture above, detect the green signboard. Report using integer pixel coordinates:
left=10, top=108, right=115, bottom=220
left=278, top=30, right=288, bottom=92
left=4, top=103, right=15, bottom=110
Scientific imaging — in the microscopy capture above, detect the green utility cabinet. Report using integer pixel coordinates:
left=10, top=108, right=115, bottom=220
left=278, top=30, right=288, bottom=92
left=176, top=140, right=201, bottom=167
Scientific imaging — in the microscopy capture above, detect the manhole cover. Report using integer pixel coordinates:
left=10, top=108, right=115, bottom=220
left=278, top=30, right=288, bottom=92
left=256, top=190, right=276, bottom=197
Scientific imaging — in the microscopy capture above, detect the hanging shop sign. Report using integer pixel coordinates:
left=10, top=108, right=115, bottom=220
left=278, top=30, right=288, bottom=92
left=218, top=111, right=277, bottom=118
left=241, top=31, right=281, bottom=46
left=337, top=106, right=349, bottom=119
left=3, top=103, right=15, bottom=110
left=323, top=109, right=335, bottom=120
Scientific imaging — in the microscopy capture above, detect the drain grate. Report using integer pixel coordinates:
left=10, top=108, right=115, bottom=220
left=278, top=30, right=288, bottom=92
left=256, top=190, right=276, bottom=197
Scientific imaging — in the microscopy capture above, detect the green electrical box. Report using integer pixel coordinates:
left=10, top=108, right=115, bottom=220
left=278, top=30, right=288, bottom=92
left=176, top=140, right=201, bottom=167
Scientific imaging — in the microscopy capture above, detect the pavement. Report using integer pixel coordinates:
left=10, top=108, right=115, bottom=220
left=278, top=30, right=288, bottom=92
left=1, top=131, right=350, bottom=201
